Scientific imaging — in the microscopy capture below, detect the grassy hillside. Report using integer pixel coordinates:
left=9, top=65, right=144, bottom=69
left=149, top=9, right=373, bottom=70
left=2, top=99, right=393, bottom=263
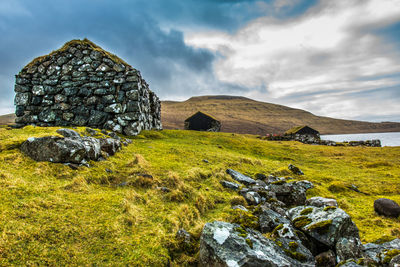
left=0, top=126, right=399, bottom=265
left=0, top=114, right=15, bottom=126
left=162, top=95, right=400, bottom=135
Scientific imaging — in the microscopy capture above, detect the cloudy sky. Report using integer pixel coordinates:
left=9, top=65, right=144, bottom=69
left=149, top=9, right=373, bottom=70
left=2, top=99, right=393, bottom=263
left=1, top=0, right=399, bottom=122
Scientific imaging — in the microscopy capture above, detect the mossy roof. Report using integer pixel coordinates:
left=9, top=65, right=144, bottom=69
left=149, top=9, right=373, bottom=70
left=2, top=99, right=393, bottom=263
left=285, top=125, right=318, bottom=135
left=184, top=111, right=219, bottom=122
left=24, top=38, right=131, bottom=70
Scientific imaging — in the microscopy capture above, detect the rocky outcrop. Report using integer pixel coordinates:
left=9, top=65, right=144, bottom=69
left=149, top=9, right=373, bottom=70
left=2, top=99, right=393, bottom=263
left=200, top=167, right=399, bottom=267
left=20, top=128, right=122, bottom=164
left=374, top=198, right=400, bottom=218
left=14, top=39, right=161, bottom=136
left=199, top=221, right=314, bottom=266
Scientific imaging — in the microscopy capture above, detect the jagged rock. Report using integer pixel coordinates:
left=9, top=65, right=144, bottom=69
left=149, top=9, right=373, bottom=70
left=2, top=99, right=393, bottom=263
left=244, top=191, right=262, bottom=206
left=296, top=180, right=314, bottom=190
left=274, top=237, right=315, bottom=264
left=288, top=206, right=359, bottom=248
left=220, top=180, right=240, bottom=191
left=99, top=138, right=121, bottom=156
left=363, top=239, right=400, bottom=264
left=374, top=198, right=400, bottom=218
left=335, top=237, right=363, bottom=262
left=257, top=206, right=290, bottom=233
left=255, top=173, right=266, bottom=180
left=261, top=200, right=288, bottom=218
left=267, top=181, right=308, bottom=206
left=176, top=229, right=191, bottom=245
left=199, top=221, right=312, bottom=266
left=288, top=164, right=304, bottom=175
left=306, top=197, right=338, bottom=208
left=315, top=250, right=336, bottom=267
left=226, top=169, right=256, bottom=185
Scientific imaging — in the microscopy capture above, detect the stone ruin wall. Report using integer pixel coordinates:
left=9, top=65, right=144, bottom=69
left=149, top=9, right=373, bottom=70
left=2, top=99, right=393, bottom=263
left=14, top=41, right=162, bottom=136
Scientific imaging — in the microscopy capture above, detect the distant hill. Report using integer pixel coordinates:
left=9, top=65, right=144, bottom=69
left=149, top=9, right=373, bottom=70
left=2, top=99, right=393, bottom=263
left=2, top=95, right=399, bottom=134
left=0, top=113, right=16, bottom=126
left=161, top=95, right=400, bottom=135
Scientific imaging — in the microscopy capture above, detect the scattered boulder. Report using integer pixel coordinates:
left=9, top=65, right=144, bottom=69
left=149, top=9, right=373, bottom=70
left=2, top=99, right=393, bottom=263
left=99, top=138, right=121, bottom=156
left=267, top=180, right=309, bottom=206
left=199, top=221, right=313, bottom=266
left=374, top=198, right=400, bottom=218
left=56, top=128, right=81, bottom=138
left=288, top=206, right=360, bottom=248
left=306, top=197, right=338, bottom=208
left=226, top=169, right=256, bottom=185
left=288, top=164, right=304, bottom=175
left=220, top=180, right=241, bottom=191
left=243, top=191, right=262, bottom=205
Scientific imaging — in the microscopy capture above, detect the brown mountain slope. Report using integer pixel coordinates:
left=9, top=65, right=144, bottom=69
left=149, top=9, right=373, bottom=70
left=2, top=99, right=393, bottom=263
left=161, top=95, right=400, bottom=135
left=0, top=113, right=16, bottom=125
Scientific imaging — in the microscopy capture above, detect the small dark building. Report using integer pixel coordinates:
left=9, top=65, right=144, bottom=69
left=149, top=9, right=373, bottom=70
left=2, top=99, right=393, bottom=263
left=285, top=125, right=320, bottom=137
left=184, top=111, right=221, bottom=132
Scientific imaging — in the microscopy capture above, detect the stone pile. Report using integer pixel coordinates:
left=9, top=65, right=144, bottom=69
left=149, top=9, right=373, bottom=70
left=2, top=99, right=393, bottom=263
left=14, top=39, right=162, bottom=136
left=200, top=165, right=400, bottom=266
left=263, top=134, right=381, bottom=147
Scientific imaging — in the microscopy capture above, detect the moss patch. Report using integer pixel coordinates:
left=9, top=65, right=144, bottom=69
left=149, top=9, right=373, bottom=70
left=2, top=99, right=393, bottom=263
left=383, top=249, right=400, bottom=264
left=323, top=206, right=337, bottom=211
left=307, top=220, right=332, bottom=234
left=300, top=207, right=313, bottom=215
left=293, top=216, right=312, bottom=228
left=284, top=249, right=307, bottom=262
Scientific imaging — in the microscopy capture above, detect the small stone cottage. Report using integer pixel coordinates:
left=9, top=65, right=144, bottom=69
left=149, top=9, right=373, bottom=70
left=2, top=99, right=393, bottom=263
left=14, top=39, right=162, bottom=135
left=285, top=125, right=320, bottom=137
left=184, top=111, right=221, bottom=132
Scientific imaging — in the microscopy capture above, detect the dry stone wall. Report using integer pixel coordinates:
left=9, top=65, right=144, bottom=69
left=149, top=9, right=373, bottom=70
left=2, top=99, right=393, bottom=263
left=14, top=39, right=162, bottom=136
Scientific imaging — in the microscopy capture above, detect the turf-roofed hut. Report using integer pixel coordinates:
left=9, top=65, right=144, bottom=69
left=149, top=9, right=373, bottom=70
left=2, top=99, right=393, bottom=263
left=14, top=39, right=162, bottom=136
left=285, top=125, right=320, bottom=138
left=184, top=111, right=221, bottom=132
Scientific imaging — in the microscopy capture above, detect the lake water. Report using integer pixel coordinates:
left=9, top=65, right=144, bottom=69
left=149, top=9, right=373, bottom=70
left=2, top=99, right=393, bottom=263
left=321, top=132, right=400, bottom=147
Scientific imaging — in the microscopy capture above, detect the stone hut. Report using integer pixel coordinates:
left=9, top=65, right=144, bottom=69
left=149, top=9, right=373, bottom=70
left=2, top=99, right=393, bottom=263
left=14, top=39, right=162, bottom=136
left=184, top=111, right=221, bottom=132
left=285, top=125, right=320, bottom=137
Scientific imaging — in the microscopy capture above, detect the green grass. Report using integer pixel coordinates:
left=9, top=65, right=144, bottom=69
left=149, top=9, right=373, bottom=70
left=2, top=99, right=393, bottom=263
left=0, top=126, right=399, bottom=265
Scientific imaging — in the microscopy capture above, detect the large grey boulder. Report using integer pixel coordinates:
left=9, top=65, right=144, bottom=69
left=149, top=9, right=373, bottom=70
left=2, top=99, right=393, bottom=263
left=226, top=169, right=256, bottom=185
left=199, top=221, right=313, bottom=266
left=288, top=206, right=359, bottom=248
left=21, top=129, right=122, bottom=164
left=21, top=136, right=89, bottom=163
left=267, top=181, right=310, bottom=206
left=374, top=198, right=400, bottom=218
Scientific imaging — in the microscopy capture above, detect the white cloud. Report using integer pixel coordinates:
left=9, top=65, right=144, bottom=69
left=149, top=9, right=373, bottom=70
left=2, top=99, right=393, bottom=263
left=185, top=0, right=400, bottom=121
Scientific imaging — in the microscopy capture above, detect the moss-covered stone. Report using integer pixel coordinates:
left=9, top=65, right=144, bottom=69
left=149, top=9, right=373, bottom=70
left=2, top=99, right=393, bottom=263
left=292, top=216, right=312, bottom=228
left=307, top=220, right=332, bottom=234
left=271, top=224, right=284, bottom=236
left=245, top=238, right=253, bottom=249
left=284, top=249, right=307, bottom=262
left=288, top=241, right=299, bottom=250
left=230, top=209, right=259, bottom=229
left=323, top=206, right=337, bottom=211
left=300, top=207, right=313, bottom=215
